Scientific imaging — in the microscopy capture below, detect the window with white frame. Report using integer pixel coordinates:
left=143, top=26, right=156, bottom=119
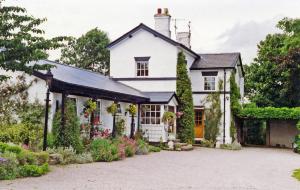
left=204, top=76, right=216, bottom=91
left=141, top=105, right=161, bottom=125
left=135, top=57, right=150, bottom=77
left=136, top=61, right=148, bottom=76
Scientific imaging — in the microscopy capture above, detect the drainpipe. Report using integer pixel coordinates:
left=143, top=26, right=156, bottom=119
left=223, top=69, right=226, bottom=144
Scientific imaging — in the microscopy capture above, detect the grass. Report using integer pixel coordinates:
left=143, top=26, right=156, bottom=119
left=292, top=169, right=300, bottom=181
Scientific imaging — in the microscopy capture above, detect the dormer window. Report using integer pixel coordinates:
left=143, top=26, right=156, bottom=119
left=135, top=57, right=150, bottom=77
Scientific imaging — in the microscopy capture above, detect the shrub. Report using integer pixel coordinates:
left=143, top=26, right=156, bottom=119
left=74, top=153, right=93, bottom=164
left=0, top=154, right=18, bottom=180
left=149, top=145, right=161, bottom=152
left=220, top=143, right=242, bottom=150
left=19, top=163, right=49, bottom=177
left=17, top=150, right=37, bottom=165
left=200, top=139, right=215, bottom=148
left=6, top=145, right=22, bottom=154
left=46, top=147, right=76, bottom=165
left=52, top=100, right=83, bottom=153
left=293, top=169, right=300, bottom=181
left=0, top=142, right=9, bottom=153
left=35, top=152, right=49, bottom=165
left=136, top=139, right=149, bottom=155
left=176, top=51, right=195, bottom=143
left=91, top=139, right=118, bottom=162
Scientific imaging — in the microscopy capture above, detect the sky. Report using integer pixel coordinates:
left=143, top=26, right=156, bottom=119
left=3, top=0, right=300, bottom=64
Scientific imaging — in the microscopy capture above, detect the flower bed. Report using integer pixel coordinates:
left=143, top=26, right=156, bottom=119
left=0, top=142, right=49, bottom=180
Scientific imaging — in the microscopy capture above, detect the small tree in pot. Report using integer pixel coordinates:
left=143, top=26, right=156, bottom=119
left=162, top=111, right=176, bottom=140
left=126, top=104, right=137, bottom=139
left=106, top=102, right=118, bottom=138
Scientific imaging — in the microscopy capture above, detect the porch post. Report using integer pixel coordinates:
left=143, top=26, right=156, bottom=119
left=137, top=104, right=141, bottom=131
left=61, top=91, right=66, bottom=146
left=130, top=115, right=135, bottom=139
left=112, top=113, right=116, bottom=138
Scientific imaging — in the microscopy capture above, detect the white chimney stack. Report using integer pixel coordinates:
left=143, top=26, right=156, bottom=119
left=154, top=8, right=171, bottom=38
left=176, top=32, right=191, bottom=48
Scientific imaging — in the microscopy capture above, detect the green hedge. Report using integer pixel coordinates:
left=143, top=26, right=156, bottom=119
left=237, top=107, right=300, bottom=120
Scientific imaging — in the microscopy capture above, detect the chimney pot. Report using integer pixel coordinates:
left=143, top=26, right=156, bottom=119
left=157, top=8, right=162, bottom=14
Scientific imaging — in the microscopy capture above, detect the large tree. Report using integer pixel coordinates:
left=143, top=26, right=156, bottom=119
left=60, top=28, right=110, bottom=75
left=0, top=1, right=65, bottom=81
left=245, top=17, right=300, bottom=107
left=176, top=51, right=195, bottom=143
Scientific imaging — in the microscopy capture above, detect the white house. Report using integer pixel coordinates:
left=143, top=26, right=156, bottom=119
left=108, top=8, right=244, bottom=144
left=1, top=8, right=244, bottom=145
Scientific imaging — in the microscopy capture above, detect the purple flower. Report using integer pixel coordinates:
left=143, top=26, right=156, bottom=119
left=0, top=157, right=7, bottom=164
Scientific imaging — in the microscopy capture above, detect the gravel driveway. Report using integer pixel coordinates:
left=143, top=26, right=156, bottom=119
left=1, top=147, right=300, bottom=190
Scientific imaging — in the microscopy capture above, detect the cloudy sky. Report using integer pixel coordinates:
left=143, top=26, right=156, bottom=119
left=3, top=0, right=300, bottom=64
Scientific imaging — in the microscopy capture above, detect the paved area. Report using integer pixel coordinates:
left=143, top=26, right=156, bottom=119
left=1, top=147, right=300, bottom=190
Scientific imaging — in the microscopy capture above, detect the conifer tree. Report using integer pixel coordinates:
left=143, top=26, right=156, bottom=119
left=176, top=51, right=195, bottom=143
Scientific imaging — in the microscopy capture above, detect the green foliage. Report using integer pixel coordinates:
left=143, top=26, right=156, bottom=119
left=230, top=72, right=241, bottom=115
left=245, top=17, right=300, bottom=107
left=90, top=139, right=118, bottom=162
left=149, top=145, right=161, bottom=152
left=19, top=163, right=49, bottom=177
left=219, top=143, right=241, bottom=150
left=292, top=169, right=300, bottom=181
left=126, top=104, right=137, bottom=116
left=106, top=103, right=118, bottom=115
left=204, top=80, right=223, bottom=144
left=0, top=143, right=49, bottom=180
left=0, top=3, right=65, bottom=81
left=84, top=99, right=97, bottom=114
left=60, top=28, right=110, bottom=75
left=115, top=118, right=126, bottom=136
left=52, top=100, right=83, bottom=153
left=135, top=139, right=149, bottom=155
left=74, top=153, right=93, bottom=164
left=244, top=120, right=266, bottom=145
left=162, top=111, right=176, bottom=126
left=176, top=51, right=195, bottom=143
left=238, top=107, right=300, bottom=120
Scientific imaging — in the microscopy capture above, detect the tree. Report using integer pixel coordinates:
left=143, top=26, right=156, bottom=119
left=176, top=51, right=195, bottom=143
left=60, top=28, right=110, bottom=75
left=0, top=1, right=65, bottom=81
left=52, top=100, right=83, bottom=153
left=245, top=17, right=300, bottom=107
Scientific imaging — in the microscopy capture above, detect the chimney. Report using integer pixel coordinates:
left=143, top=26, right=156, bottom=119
left=154, top=8, right=171, bottom=38
left=176, top=32, right=191, bottom=48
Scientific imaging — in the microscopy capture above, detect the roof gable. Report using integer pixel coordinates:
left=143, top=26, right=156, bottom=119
left=107, top=23, right=199, bottom=58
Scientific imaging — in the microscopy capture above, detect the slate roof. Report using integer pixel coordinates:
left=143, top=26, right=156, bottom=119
left=190, top=53, right=244, bottom=75
left=142, top=92, right=178, bottom=104
left=107, top=23, right=199, bottom=58
left=190, top=53, right=239, bottom=69
left=33, top=60, right=149, bottom=99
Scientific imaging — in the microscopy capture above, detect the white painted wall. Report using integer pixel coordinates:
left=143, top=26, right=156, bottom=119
left=121, top=80, right=176, bottom=92
left=110, top=29, right=178, bottom=79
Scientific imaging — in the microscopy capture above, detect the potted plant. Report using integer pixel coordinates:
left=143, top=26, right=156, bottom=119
left=126, top=104, right=137, bottom=138
left=162, top=111, right=176, bottom=141
left=106, top=102, right=118, bottom=137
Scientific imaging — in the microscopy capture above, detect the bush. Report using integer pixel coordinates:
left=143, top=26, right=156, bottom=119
left=0, top=142, right=9, bottom=153
left=19, top=163, right=49, bottom=177
left=293, top=169, right=300, bottom=181
left=17, top=151, right=37, bottom=165
left=136, top=139, right=149, bottom=155
left=199, top=139, right=215, bottom=148
left=74, top=153, right=93, bottom=164
left=52, top=100, right=83, bottom=153
left=35, top=152, right=49, bottom=165
left=220, top=143, right=242, bottom=150
left=149, top=145, right=161, bottom=152
left=46, top=147, right=77, bottom=165
left=91, top=139, right=118, bottom=162
left=0, top=154, right=18, bottom=180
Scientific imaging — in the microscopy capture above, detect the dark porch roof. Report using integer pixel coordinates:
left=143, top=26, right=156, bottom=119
left=33, top=60, right=149, bottom=103
left=190, top=53, right=244, bottom=76
left=142, top=92, right=179, bottom=104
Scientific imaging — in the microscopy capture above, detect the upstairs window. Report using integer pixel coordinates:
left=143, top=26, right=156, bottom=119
left=204, top=76, right=216, bottom=91
left=202, top=71, right=218, bottom=91
left=135, top=57, right=150, bottom=77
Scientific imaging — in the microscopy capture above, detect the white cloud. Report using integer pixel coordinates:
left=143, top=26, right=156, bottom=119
left=213, top=17, right=283, bottom=64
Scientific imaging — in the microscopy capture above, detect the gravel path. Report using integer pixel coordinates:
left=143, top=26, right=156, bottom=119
left=1, top=147, right=300, bottom=190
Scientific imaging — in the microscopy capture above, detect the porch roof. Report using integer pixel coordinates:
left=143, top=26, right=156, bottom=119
left=142, top=92, right=179, bottom=104
left=33, top=60, right=149, bottom=103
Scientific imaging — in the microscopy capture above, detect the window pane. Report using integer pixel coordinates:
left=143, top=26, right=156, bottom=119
left=151, top=118, right=156, bottom=124
left=146, top=118, right=150, bottom=124
left=146, top=112, right=150, bottom=117
left=151, top=112, right=155, bottom=117
left=156, top=118, right=160, bottom=124
left=151, top=105, right=155, bottom=111
left=140, top=63, right=144, bottom=69
left=156, top=112, right=160, bottom=117
left=156, top=105, right=160, bottom=111
left=145, top=70, right=148, bottom=76
left=137, top=70, right=141, bottom=76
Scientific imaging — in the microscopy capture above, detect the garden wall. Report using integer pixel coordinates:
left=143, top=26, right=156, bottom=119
left=267, top=120, right=298, bottom=148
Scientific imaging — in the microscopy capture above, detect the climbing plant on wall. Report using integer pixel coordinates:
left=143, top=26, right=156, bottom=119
left=204, top=80, right=223, bottom=145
